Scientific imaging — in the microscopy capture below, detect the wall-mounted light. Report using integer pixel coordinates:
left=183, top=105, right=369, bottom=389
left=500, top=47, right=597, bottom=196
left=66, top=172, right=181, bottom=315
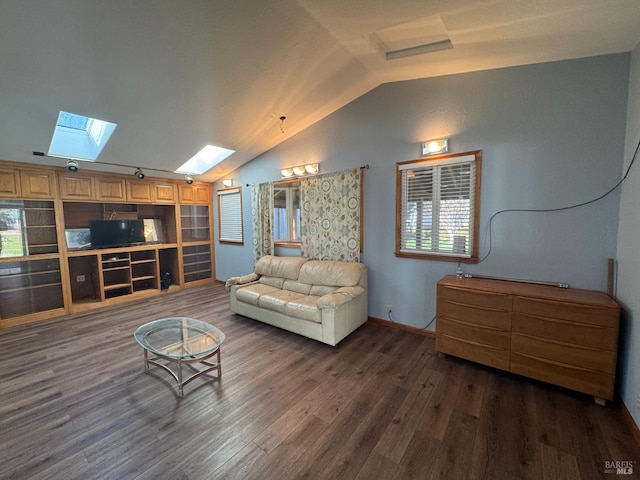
left=134, top=167, right=145, bottom=179
left=421, top=138, right=449, bottom=156
left=184, top=174, right=194, bottom=184
left=222, top=179, right=233, bottom=188
left=66, top=160, right=79, bottom=172
left=281, top=163, right=319, bottom=178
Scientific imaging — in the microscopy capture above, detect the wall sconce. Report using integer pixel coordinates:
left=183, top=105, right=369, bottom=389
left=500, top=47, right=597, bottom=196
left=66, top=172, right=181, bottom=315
left=421, top=138, right=449, bottom=156
left=281, top=163, right=319, bottom=178
left=222, top=179, right=233, bottom=188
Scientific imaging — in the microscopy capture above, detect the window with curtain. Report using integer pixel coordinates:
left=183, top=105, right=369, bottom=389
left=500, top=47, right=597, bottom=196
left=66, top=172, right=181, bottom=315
left=251, top=182, right=274, bottom=263
left=396, top=150, right=481, bottom=262
left=301, top=168, right=362, bottom=262
left=217, top=187, right=243, bottom=244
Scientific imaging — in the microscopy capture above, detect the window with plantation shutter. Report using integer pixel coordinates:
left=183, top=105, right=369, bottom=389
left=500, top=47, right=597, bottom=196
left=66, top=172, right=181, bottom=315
left=396, top=150, right=481, bottom=262
left=218, top=187, right=243, bottom=244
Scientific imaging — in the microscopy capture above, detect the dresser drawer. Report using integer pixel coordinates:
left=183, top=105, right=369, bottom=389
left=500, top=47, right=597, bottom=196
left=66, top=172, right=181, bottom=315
left=436, top=334, right=510, bottom=371
left=513, top=296, right=618, bottom=327
left=438, top=300, right=511, bottom=330
left=510, top=351, right=614, bottom=400
left=512, top=313, right=618, bottom=351
left=511, top=332, right=617, bottom=374
left=438, top=285, right=512, bottom=310
left=437, top=317, right=510, bottom=349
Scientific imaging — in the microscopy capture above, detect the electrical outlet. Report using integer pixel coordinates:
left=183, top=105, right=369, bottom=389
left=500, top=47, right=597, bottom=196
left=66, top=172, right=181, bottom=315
left=76, top=275, right=85, bottom=282
left=636, top=393, right=640, bottom=409
left=385, top=304, right=393, bottom=313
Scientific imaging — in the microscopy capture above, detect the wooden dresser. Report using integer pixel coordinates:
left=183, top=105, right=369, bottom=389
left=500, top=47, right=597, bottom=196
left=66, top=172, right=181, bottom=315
left=435, top=275, right=620, bottom=404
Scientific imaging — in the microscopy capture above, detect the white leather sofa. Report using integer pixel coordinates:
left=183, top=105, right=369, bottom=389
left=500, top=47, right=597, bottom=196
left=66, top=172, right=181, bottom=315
left=227, top=255, right=368, bottom=346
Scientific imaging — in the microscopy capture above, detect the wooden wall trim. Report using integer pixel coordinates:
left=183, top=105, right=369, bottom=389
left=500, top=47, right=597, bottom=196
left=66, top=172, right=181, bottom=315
left=367, top=315, right=435, bottom=338
left=620, top=400, right=640, bottom=447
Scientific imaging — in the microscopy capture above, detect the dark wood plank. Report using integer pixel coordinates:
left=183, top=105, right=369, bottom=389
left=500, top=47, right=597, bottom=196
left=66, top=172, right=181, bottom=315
left=0, top=283, right=639, bottom=480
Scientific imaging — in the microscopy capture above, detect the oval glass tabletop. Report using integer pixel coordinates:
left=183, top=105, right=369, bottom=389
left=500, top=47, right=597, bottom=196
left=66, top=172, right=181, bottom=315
left=134, top=317, right=225, bottom=359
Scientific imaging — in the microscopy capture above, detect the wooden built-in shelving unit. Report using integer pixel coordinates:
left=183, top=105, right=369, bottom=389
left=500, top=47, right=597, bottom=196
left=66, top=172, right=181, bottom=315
left=0, top=159, right=214, bottom=328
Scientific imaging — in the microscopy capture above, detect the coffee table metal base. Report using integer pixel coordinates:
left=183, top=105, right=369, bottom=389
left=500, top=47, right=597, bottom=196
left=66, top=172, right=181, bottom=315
left=142, top=347, right=221, bottom=397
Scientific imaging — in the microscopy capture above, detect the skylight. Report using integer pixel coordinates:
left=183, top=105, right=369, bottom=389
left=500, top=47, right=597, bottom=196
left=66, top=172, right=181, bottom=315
left=175, top=145, right=235, bottom=175
left=48, top=111, right=117, bottom=162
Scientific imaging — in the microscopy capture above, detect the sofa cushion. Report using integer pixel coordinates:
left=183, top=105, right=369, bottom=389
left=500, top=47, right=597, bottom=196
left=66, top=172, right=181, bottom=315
left=255, top=255, right=307, bottom=280
left=309, top=285, right=339, bottom=296
left=298, top=260, right=365, bottom=287
left=282, top=279, right=312, bottom=295
left=317, top=286, right=365, bottom=309
left=258, top=290, right=306, bottom=313
left=285, top=296, right=322, bottom=323
left=259, top=276, right=285, bottom=288
left=235, top=283, right=280, bottom=306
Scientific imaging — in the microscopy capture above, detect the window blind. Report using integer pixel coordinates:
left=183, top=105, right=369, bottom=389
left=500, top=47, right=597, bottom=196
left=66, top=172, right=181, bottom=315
left=398, top=153, right=477, bottom=258
left=218, top=187, right=243, bottom=243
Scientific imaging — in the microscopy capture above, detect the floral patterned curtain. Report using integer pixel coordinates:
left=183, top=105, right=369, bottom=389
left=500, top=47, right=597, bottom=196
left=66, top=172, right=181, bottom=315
left=251, top=182, right=274, bottom=264
left=300, top=169, right=361, bottom=262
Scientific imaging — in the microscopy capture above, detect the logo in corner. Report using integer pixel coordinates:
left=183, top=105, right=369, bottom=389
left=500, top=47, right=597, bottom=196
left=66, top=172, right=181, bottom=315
left=604, top=460, right=635, bottom=475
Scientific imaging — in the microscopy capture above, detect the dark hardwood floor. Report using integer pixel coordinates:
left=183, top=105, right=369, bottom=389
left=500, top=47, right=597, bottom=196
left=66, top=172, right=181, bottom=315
left=1, top=283, right=639, bottom=480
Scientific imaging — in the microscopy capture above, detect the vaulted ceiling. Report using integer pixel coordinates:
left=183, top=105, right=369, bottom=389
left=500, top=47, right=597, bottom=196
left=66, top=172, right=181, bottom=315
left=2, top=0, right=640, bottom=182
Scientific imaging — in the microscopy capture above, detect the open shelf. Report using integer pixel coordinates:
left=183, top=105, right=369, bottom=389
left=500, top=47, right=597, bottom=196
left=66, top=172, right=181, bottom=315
left=101, top=252, right=131, bottom=299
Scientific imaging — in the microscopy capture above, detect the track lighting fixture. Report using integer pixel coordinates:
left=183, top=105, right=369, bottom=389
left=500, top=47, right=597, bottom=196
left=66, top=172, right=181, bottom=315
left=134, top=168, right=145, bottom=180
left=184, top=174, right=193, bottom=184
left=66, top=160, right=79, bottom=172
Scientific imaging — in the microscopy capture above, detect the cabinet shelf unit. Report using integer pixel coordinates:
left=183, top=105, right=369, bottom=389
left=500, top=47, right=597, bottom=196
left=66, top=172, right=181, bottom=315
left=100, top=253, right=132, bottom=300
left=0, top=257, right=64, bottom=324
left=68, top=245, right=174, bottom=310
left=130, top=249, right=159, bottom=292
left=182, top=243, right=213, bottom=284
left=179, top=204, right=212, bottom=285
left=0, top=159, right=215, bottom=328
left=0, top=198, right=63, bottom=326
left=180, top=205, right=210, bottom=242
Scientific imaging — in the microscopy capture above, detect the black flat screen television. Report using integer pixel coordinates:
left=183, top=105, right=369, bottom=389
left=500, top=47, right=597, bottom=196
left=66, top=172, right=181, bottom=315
left=89, top=219, right=145, bottom=249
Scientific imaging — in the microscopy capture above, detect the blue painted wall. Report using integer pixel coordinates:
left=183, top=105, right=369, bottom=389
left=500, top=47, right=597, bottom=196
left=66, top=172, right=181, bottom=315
left=616, top=42, right=640, bottom=430
left=215, top=54, right=630, bottom=332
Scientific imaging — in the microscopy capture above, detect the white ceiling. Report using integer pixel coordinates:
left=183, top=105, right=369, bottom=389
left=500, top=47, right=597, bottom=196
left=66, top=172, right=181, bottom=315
left=2, top=0, right=640, bottom=182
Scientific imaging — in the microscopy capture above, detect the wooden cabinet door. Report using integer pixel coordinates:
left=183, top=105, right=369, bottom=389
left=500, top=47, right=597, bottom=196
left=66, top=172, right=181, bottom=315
left=0, top=168, right=20, bottom=197
left=178, top=184, right=211, bottom=204
left=152, top=182, right=176, bottom=203
left=126, top=181, right=153, bottom=203
left=58, top=174, right=95, bottom=200
left=96, top=178, right=126, bottom=202
left=127, top=180, right=177, bottom=203
left=20, top=170, right=56, bottom=198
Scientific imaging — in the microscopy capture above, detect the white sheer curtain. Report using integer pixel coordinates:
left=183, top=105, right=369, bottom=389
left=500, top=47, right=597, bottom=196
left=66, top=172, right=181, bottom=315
left=251, top=182, right=274, bottom=264
left=300, top=169, right=361, bottom=262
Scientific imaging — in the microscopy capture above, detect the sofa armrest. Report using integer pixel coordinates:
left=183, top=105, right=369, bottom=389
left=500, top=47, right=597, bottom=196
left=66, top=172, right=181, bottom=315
left=225, top=272, right=259, bottom=290
left=317, top=286, right=365, bottom=309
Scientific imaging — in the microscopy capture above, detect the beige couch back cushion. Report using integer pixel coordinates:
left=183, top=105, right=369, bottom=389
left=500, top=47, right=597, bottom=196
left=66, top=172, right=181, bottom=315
left=298, top=260, right=365, bottom=287
left=255, top=255, right=307, bottom=280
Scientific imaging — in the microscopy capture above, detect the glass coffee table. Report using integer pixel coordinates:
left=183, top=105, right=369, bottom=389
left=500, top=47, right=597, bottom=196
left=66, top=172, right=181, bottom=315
left=134, top=317, right=225, bottom=396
